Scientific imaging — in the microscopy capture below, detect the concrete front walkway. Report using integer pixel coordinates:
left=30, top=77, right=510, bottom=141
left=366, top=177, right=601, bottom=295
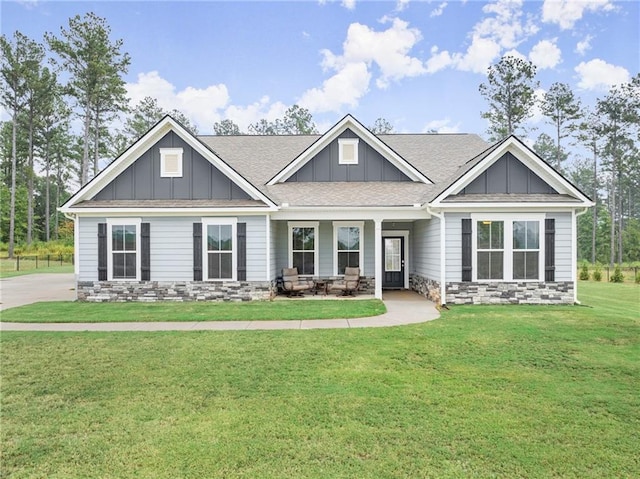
left=0, top=290, right=439, bottom=332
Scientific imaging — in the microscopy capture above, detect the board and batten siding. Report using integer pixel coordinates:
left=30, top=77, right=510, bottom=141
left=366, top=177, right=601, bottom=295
left=77, top=215, right=267, bottom=282
left=412, top=218, right=440, bottom=280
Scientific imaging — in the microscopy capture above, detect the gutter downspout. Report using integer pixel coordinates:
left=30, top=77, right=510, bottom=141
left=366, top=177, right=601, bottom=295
left=574, top=207, right=590, bottom=304
left=63, top=212, right=79, bottom=300
left=427, top=207, right=446, bottom=306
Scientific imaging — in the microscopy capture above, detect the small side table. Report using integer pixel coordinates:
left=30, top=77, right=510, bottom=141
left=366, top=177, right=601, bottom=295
left=313, top=280, right=328, bottom=296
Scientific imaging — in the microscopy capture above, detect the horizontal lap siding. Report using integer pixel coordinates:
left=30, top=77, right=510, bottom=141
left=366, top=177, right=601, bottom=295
left=148, top=217, right=193, bottom=281
left=78, top=217, right=104, bottom=281
left=244, top=216, right=267, bottom=281
left=548, top=212, right=572, bottom=281
left=413, top=218, right=439, bottom=279
left=445, top=213, right=468, bottom=282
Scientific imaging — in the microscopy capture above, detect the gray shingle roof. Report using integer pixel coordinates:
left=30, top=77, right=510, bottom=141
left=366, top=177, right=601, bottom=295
left=198, top=133, right=489, bottom=207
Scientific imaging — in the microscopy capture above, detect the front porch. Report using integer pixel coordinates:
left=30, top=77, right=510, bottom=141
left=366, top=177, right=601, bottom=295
left=269, top=213, right=437, bottom=300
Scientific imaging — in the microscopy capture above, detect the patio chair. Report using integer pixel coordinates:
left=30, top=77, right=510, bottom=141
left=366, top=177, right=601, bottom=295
left=281, top=267, right=313, bottom=297
left=329, top=267, right=361, bottom=296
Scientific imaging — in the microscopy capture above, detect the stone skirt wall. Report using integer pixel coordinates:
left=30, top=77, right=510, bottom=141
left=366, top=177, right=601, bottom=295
left=409, top=273, right=574, bottom=305
left=409, top=274, right=442, bottom=305
left=77, top=281, right=275, bottom=302
left=445, top=281, right=575, bottom=305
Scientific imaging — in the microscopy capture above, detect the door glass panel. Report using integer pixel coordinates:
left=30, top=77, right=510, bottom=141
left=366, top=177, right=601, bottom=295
left=385, top=238, right=401, bottom=272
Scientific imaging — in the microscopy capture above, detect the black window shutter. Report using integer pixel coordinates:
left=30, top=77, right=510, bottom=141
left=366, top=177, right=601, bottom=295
left=237, top=222, right=247, bottom=281
left=193, top=222, right=203, bottom=281
left=141, top=222, right=150, bottom=281
left=98, top=223, right=107, bottom=281
left=545, top=218, right=555, bottom=282
left=461, top=218, right=472, bottom=282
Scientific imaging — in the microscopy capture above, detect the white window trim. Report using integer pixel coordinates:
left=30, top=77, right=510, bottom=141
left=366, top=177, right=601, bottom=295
left=202, top=217, right=237, bottom=281
left=471, top=213, right=545, bottom=282
left=160, top=147, right=183, bottom=178
left=333, top=221, right=364, bottom=276
left=288, top=221, right=319, bottom=276
left=106, top=218, right=142, bottom=281
left=338, top=138, right=359, bottom=165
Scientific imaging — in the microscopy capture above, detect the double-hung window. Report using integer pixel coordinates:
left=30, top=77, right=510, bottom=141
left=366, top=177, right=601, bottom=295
left=107, top=218, right=141, bottom=281
left=476, top=220, right=504, bottom=280
left=288, top=222, right=318, bottom=275
left=333, top=221, right=363, bottom=275
left=203, top=218, right=237, bottom=280
left=513, top=221, right=540, bottom=280
left=472, top=214, right=544, bottom=282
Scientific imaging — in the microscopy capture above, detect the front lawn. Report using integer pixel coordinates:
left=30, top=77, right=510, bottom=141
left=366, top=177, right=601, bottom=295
left=0, top=298, right=386, bottom=322
left=1, top=282, right=638, bottom=478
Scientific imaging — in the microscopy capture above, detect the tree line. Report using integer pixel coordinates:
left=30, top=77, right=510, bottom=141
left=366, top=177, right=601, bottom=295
left=1, top=13, right=639, bottom=266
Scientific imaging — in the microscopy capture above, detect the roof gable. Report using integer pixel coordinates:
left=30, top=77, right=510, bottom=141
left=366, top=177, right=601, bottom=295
left=285, top=128, right=412, bottom=183
left=267, top=114, right=431, bottom=185
left=61, top=116, right=276, bottom=212
left=431, top=136, right=593, bottom=207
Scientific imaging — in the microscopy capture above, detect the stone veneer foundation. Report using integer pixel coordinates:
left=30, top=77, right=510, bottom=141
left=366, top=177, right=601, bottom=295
left=77, top=281, right=275, bottom=302
left=445, top=281, right=574, bottom=305
left=410, top=273, right=574, bottom=305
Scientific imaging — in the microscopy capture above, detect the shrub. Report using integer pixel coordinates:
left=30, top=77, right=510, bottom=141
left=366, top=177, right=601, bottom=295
left=579, top=263, right=590, bottom=281
left=610, top=265, right=624, bottom=283
left=593, top=265, right=602, bottom=282
left=635, top=270, right=640, bottom=284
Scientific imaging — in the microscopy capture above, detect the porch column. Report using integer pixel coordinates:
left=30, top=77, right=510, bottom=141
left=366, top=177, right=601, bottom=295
left=374, top=219, right=383, bottom=299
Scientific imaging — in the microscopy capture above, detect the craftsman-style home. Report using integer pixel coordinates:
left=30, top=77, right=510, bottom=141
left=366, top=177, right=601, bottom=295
left=60, top=114, right=593, bottom=305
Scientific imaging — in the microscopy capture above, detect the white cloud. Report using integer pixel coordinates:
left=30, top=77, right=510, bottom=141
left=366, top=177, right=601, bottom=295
left=575, top=35, right=592, bottom=56
left=299, top=18, right=425, bottom=112
left=126, top=71, right=229, bottom=129
left=298, top=62, right=371, bottom=113
left=542, top=0, right=614, bottom=30
left=396, top=0, right=410, bottom=12
left=423, top=118, right=461, bottom=133
left=430, top=2, right=448, bottom=17
left=502, top=49, right=526, bottom=61
left=529, top=39, right=561, bottom=69
left=342, top=0, right=356, bottom=10
left=575, top=59, right=630, bottom=91
left=223, top=96, right=287, bottom=132
left=425, top=0, right=538, bottom=75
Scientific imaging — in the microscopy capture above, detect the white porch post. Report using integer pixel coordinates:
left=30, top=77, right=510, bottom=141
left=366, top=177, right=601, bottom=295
left=374, top=219, right=383, bottom=299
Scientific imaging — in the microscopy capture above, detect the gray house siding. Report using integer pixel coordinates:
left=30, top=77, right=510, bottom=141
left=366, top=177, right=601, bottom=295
left=77, top=214, right=267, bottom=282
left=412, top=218, right=440, bottom=280
left=444, top=212, right=468, bottom=282
left=78, top=216, right=103, bottom=281
left=548, top=212, right=572, bottom=281
left=244, top=215, right=267, bottom=281
left=93, top=131, right=251, bottom=201
left=286, top=129, right=411, bottom=183
left=462, top=152, right=557, bottom=195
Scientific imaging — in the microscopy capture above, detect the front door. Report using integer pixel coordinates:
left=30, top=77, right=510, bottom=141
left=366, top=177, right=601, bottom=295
left=383, top=237, right=404, bottom=288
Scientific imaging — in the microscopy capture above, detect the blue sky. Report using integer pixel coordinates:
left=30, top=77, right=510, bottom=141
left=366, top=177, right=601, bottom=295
left=3, top=0, right=639, bottom=140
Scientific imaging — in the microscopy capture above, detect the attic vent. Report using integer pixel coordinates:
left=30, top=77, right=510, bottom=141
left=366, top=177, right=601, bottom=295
left=339, top=138, right=359, bottom=165
left=160, top=148, right=183, bottom=177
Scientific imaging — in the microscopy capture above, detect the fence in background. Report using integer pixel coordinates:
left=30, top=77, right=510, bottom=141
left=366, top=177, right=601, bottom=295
left=0, top=254, right=74, bottom=272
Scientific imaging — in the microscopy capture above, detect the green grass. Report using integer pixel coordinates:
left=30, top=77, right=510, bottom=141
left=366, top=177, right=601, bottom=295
left=0, top=299, right=387, bottom=322
left=0, top=257, right=74, bottom=278
left=1, top=282, right=638, bottom=478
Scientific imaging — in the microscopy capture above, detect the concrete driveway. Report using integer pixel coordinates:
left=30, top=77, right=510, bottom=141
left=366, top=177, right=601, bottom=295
left=0, top=273, right=76, bottom=312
